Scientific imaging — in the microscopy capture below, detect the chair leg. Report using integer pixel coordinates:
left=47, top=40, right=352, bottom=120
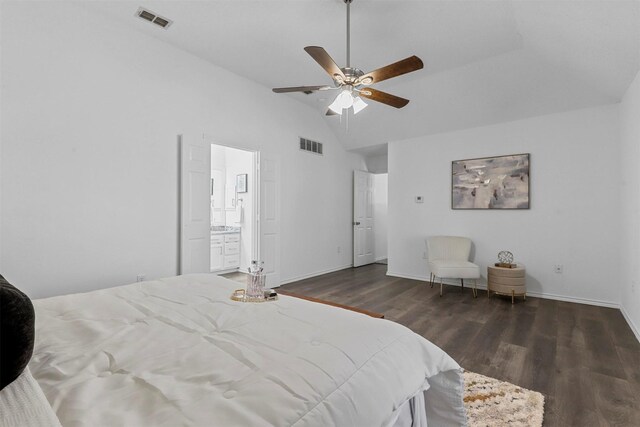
left=512, top=290, right=515, bottom=304
left=473, top=279, right=477, bottom=298
left=430, top=273, right=434, bottom=288
left=460, top=278, right=464, bottom=293
left=440, top=277, right=443, bottom=297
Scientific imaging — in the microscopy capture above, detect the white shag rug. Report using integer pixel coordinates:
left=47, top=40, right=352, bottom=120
left=463, top=371, right=545, bottom=427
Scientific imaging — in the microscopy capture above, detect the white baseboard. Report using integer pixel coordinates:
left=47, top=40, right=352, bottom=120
left=375, top=256, right=388, bottom=262
left=386, top=270, right=619, bottom=308
left=280, top=264, right=353, bottom=286
left=524, top=290, right=619, bottom=309
left=620, top=305, right=640, bottom=343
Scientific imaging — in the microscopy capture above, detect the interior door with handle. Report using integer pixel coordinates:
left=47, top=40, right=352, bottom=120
left=180, top=134, right=211, bottom=274
left=353, top=170, right=375, bottom=267
left=259, top=153, right=281, bottom=287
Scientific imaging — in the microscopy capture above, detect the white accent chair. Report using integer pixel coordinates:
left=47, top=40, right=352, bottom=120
left=426, top=236, right=479, bottom=298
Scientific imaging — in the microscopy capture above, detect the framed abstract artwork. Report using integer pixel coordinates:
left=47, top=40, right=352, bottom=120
left=452, top=153, right=530, bottom=209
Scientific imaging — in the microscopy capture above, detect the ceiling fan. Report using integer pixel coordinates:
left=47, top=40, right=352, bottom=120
left=272, top=0, right=424, bottom=116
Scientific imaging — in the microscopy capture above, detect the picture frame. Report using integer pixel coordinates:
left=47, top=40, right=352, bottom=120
left=451, top=153, right=530, bottom=210
left=236, top=173, right=248, bottom=193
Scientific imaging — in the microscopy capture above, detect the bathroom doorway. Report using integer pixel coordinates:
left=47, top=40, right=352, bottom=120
left=210, top=144, right=258, bottom=273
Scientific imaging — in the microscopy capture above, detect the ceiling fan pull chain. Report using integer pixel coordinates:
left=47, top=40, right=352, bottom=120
left=346, top=107, right=349, bottom=132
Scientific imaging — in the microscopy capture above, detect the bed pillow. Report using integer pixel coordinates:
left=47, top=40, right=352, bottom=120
left=0, top=274, right=35, bottom=391
left=0, top=367, right=62, bottom=427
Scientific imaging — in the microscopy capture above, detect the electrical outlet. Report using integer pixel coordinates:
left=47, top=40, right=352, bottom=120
left=553, top=265, right=563, bottom=274
left=136, top=274, right=146, bottom=282
left=337, top=246, right=341, bottom=254
left=415, top=196, right=424, bottom=203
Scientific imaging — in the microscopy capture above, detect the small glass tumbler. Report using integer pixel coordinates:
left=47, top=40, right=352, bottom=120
left=246, top=261, right=266, bottom=302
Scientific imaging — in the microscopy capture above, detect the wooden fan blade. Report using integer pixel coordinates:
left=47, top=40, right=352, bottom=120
left=304, top=46, right=346, bottom=82
left=357, top=56, right=423, bottom=85
left=359, top=88, right=410, bottom=108
left=272, top=85, right=332, bottom=93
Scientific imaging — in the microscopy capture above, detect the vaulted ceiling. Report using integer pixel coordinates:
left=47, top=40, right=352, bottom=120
left=86, top=0, right=640, bottom=152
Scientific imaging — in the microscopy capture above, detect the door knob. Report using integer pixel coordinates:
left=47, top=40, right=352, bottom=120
left=353, top=221, right=361, bottom=225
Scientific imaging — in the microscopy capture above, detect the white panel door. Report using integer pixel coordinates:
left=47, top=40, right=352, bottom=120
left=180, top=134, right=211, bottom=274
left=353, top=170, right=375, bottom=267
left=259, top=153, right=281, bottom=287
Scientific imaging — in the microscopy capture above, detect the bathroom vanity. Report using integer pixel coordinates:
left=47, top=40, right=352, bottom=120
left=210, top=226, right=241, bottom=272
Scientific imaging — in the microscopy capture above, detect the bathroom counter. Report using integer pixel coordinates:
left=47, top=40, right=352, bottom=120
left=211, top=227, right=241, bottom=235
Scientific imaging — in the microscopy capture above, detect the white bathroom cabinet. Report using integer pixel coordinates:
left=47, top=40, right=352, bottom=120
left=210, top=232, right=240, bottom=272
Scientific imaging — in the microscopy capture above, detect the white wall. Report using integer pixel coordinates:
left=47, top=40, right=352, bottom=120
left=620, top=70, right=640, bottom=340
left=0, top=2, right=364, bottom=298
left=373, top=174, right=388, bottom=261
left=388, top=105, right=621, bottom=306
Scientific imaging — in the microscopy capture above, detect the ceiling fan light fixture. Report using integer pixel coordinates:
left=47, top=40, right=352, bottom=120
left=329, top=89, right=355, bottom=114
left=352, top=96, right=368, bottom=114
left=328, top=97, right=344, bottom=115
left=337, top=89, right=355, bottom=109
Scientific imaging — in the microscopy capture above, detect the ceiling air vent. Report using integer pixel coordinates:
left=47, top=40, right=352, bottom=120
left=299, top=137, right=323, bottom=155
left=135, top=7, right=173, bottom=29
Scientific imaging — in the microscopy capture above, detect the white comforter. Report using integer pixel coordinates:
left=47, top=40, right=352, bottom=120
left=29, top=274, right=466, bottom=427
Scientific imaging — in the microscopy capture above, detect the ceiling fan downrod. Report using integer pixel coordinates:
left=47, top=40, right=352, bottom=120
left=345, top=0, right=352, bottom=68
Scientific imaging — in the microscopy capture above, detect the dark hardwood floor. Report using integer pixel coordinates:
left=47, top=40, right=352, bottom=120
left=261, top=264, right=640, bottom=427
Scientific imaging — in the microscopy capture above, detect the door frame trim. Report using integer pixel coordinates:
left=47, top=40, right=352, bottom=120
left=205, top=137, right=260, bottom=271
left=353, top=169, right=376, bottom=267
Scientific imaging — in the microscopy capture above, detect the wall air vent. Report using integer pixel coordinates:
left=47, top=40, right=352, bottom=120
left=135, top=7, right=173, bottom=29
left=299, top=137, right=323, bottom=155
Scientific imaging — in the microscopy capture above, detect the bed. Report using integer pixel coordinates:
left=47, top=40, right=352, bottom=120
left=27, top=274, right=467, bottom=426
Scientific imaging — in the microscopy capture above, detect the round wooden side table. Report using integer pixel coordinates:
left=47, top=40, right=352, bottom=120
left=487, top=266, right=526, bottom=304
